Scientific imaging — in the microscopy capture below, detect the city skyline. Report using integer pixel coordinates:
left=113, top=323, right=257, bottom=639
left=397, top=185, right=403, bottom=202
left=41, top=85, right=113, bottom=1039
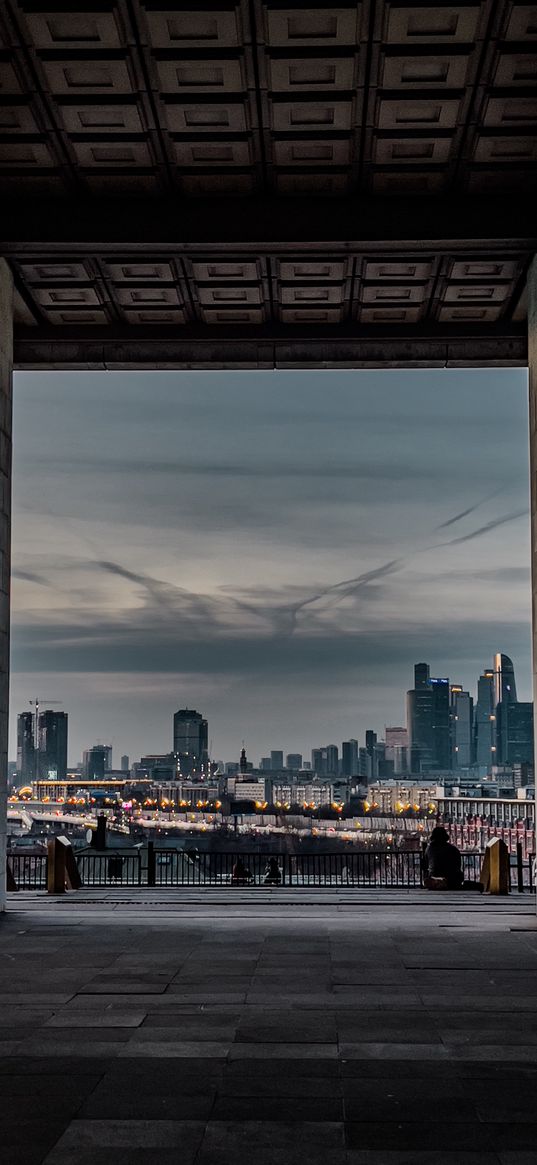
left=9, top=367, right=531, bottom=762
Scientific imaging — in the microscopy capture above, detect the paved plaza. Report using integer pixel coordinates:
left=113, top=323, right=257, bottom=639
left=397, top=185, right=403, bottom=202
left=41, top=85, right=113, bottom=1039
left=1, top=888, right=537, bottom=1164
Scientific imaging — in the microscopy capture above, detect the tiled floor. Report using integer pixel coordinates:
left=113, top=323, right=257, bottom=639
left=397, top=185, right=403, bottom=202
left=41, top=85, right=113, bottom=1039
left=1, top=887, right=536, bottom=1163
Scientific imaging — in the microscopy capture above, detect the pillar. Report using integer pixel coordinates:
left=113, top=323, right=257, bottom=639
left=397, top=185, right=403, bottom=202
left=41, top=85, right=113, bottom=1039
left=0, top=259, right=13, bottom=911
left=528, top=257, right=537, bottom=907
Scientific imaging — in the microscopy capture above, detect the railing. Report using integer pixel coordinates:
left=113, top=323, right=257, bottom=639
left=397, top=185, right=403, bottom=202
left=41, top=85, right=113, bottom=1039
left=7, top=852, right=48, bottom=890
left=76, top=850, right=142, bottom=887
left=6, top=845, right=535, bottom=891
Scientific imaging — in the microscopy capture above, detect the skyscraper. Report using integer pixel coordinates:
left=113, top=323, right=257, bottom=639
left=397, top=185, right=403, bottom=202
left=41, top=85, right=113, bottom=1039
left=83, top=745, right=107, bottom=781
left=173, top=708, right=208, bottom=776
left=38, top=710, right=68, bottom=781
left=341, top=739, right=358, bottom=777
left=326, top=745, right=339, bottom=774
left=270, top=750, right=284, bottom=770
left=474, top=669, right=496, bottom=769
left=121, top=754, right=130, bottom=772
left=494, top=653, right=518, bottom=707
left=16, top=711, right=35, bottom=782
left=407, top=664, right=450, bottom=771
left=496, top=701, right=534, bottom=765
left=450, top=686, right=473, bottom=768
left=286, top=753, right=303, bottom=770
left=385, top=727, right=408, bottom=774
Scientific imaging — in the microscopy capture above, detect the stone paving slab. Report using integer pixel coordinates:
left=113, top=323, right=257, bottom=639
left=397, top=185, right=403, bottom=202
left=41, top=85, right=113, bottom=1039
left=0, top=889, right=535, bottom=1163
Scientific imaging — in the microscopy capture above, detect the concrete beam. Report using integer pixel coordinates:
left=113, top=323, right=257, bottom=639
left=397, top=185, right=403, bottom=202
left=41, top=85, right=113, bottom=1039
left=2, top=196, right=537, bottom=252
left=14, top=326, right=527, bottom=370
left=0, top=259, right=13, bottom=912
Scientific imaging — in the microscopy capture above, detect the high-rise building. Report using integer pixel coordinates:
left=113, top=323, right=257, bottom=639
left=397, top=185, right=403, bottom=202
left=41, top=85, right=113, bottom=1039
left=16, top=711, right=35, bottom=782
left=494, top=653, right=518, bottom=707
left=497, top=701, right=534, bottom=765
left=270, top=750, right=284, bottom=770
left=407, top=664, right=450, bottom=771
left=326, top=745, right=339, bottom=774
left=173, top=709, right=208, bottom=776
left=385, top=727, right=408, bottom=774
left=474, top=669, right=496, bottom=769
left=341, top=739, right=358, bottom=777
left=83, top=744, right=108, bottom=780
left=286, top=753, right=303, bottom=770
left=38, top=710, right=68, bottom=781
left=121, top=754, right=130, bottom=772
left=311, top=748, right=324, bottom=774
left=450, top=686, right=473, bottom=768
left=260, top=757, right=272, bottom=771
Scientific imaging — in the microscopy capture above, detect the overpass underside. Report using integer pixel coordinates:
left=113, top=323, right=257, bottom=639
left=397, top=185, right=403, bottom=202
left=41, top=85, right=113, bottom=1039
left=1, top=0, right=537, bottom=899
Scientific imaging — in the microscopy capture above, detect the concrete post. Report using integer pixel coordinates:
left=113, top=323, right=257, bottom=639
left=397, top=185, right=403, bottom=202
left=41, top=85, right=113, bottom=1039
left=528, top=258, right=537, bottom=908
left=0, top=259, right=13, bottom=912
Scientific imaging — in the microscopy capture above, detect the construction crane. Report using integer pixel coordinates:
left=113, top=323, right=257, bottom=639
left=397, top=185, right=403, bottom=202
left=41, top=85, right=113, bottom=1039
left=28, top=697, right=63, bottom=784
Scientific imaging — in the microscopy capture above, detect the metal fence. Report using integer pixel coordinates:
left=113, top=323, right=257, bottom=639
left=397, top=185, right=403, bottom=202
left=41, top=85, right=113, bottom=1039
left=7, top=845, right=535, bottom=891
left=7, top=852, right=48, bottom=890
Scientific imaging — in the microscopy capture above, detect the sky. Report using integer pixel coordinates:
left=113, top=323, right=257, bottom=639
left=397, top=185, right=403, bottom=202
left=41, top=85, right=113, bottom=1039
left=9, top=368, right=531, bottom=767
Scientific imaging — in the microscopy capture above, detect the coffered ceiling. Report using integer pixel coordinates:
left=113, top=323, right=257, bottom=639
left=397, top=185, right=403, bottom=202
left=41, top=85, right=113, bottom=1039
left=0, top=1, right=536, bottom=367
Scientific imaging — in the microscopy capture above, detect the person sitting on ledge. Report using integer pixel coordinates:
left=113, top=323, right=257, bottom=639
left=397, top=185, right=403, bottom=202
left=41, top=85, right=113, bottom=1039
left=231, top=858, right=252, bottom=884
left=263, top=857, right=281, bottom=885
left=424, top=826, right=464, bottom=890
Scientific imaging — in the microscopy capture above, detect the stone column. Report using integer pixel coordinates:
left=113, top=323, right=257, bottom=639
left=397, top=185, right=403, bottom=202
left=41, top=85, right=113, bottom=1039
left=0, top=260, right=13, bottom=911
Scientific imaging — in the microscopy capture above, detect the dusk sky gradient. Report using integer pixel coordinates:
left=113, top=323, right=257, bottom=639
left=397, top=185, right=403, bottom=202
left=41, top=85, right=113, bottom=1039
left=9, top=369, right=531, bottom=767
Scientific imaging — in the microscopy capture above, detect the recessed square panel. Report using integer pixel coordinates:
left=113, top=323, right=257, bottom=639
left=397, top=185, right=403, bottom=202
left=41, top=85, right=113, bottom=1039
left=173, top=140, right=251, bottom=166
left=444, top=283, right=510, bottom=303
left=273, top=139, right=350, bottom=165
left=198, top=285, right=262, bottom=305
left=192, top=261, right=259, bottom=280
left=0, top=142, right=52, bottom=166
left=156, top=59, right=243, bottom=92
left=41, top=59, right=133, bottom=94
left=269, top=58, right=355, bottom=91
left=483, top=97, right=537, bottom=127
left=144, top=9, right=240, bottom=47
left=494, top=54, right=537, bottom=85
left=438, top=305, right=503, bottom=322
left=279, top=260, right=346, bottom=280
left=386, top=6, right=480, bottom=44
left=266, top=9, right=359, bottom=46
left=32, top=285, right=100, bottom=307
left=374, top=136, right=452, bottom=163
left=59, top=103, right=144, bottom=133
left=0, top=104, right=40, bottom=132
left=377, top=98, right=460, bottom=129
left=279, top=307, right=344, bottom=323
left=281, top=285, right=343, bottom=305
left=474, top=135, right=537, bottom=162
left=163, top=103, right=247, bottom=132
left=505, top=5, right=537, bottom=39
left=372, top=170, right=447, bottom=193
left=0, top=63, right=22, bottom=93
left=114, top=286, right=181, bottom=306
left=18, top=261, right=91, bottom=282
left=271, top=100, right=352, bottom=131
left=71, top=140, right=152, bottom=166
left=362, top=283, right=426, bottom=303
left=105, top=261, right=175, bottom=282
left=201, top=308, right=264, bottom=324
left=363, top=259, right=434, bottom=280
left=449, top=259, right=519, bottom=280
left=122, top=308, right=186, bottom=325
left=42, top=307, right=109, bottom=324
left=23, top=10, right=122, bottom=48
left=382, top=54, right=470, bottom=87
left=360, top=306, right=423, bottom=323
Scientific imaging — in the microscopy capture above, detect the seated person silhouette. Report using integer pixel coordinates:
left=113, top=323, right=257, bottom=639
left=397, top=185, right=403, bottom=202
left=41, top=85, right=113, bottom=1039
left=424, top=827, right=464, bottom=890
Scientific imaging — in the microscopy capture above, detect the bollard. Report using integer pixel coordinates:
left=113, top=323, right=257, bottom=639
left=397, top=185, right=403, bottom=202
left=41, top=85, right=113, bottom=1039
left=47, top=836, right=82, bottom=893
left=480, top=837, right=510, bottom=895
left=47, top=837, right=66, bottom=894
